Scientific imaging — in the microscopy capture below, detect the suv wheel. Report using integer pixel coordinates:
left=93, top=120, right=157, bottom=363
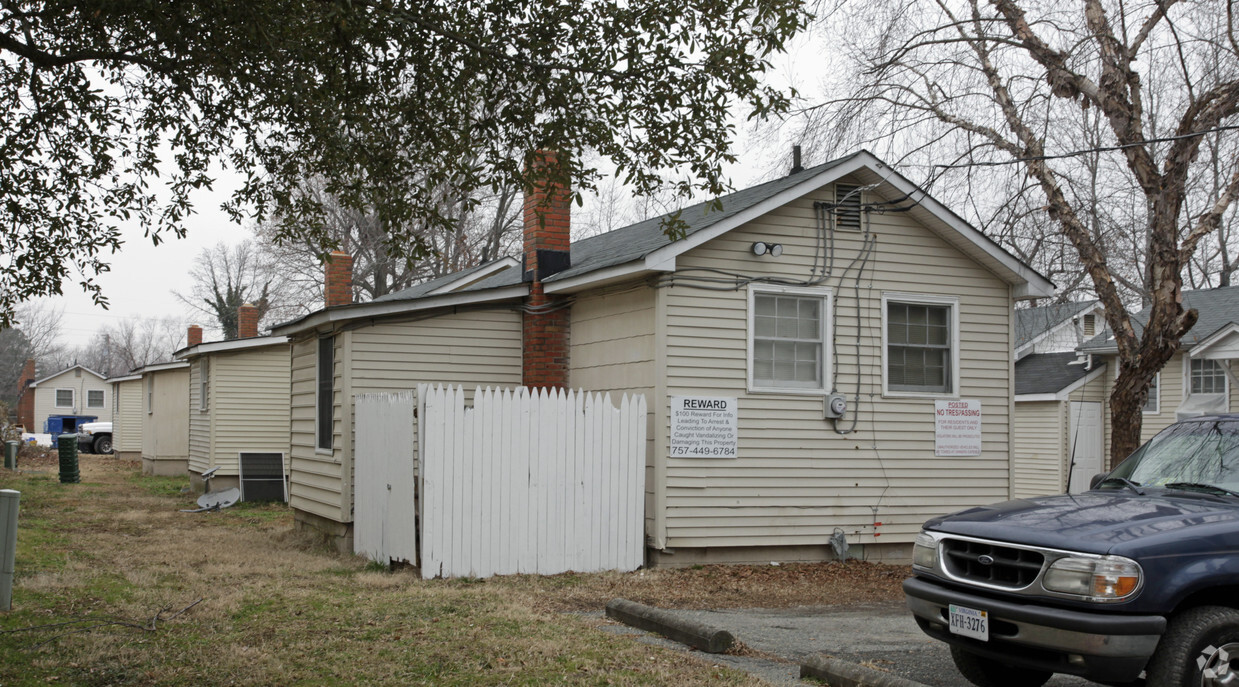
left=950, top=647, right=1051, bottom=687
left=93, top=435, right=113, bottom=455
left=1146, top=606, right=1239, bottom=686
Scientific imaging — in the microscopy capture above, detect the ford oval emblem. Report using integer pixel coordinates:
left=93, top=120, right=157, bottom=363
left=977, top=554, right=995, bottom=566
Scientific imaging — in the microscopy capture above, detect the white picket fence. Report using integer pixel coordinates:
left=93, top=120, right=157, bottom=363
left=353, top=385, right=647, bottom=579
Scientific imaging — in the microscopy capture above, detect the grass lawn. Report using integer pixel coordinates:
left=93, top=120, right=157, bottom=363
left=0, top=454, right=906, bottom=686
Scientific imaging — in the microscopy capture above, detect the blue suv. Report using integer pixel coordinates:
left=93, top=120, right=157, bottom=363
left=905, top=415, right=1239, bottom=686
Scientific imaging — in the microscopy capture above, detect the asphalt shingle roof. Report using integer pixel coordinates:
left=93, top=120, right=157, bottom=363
left=1015, top=301, right=1098, bottom=349
left=1079, top=285, right=1239, bottom=352
left=1015, top=352, right=1098, bottom=395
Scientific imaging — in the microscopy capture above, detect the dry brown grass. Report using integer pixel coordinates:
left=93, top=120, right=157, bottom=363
left=0, top=456, right=907, bottom=686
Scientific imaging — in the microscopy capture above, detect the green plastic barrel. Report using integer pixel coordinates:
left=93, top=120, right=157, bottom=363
left=57, top=434, right=79, bottom=484
left=3, top=441, right=16, bottom=470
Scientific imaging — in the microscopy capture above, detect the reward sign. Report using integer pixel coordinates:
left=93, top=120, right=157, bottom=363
left=935, top=399, right=982, bottom=456
left=670, top=396, right=738, bottom=458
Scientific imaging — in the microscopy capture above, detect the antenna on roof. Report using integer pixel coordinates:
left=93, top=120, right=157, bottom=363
left=790, top=145, right=804, bottom=175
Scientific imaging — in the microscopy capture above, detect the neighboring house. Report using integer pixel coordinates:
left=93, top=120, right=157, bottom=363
left=1014, top=300, right=1104, bottom=360
left=272, top=149, right=1054, bottom=563
left=1012, top=352, right=1107, bottom=496
left=138, top=361, right=191, bottom=476
left=1011, top=301, right=1109, bottom=497
left=175, top=310, right=292, bottom=496
left=1080, top=285, right=1239, bottom=467
left=109, top=373, right=144, bottom=461
left=28, top=364, right=112, bottom=433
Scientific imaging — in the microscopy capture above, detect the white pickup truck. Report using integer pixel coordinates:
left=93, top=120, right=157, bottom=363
left=76, top=421, right=113, bottom=454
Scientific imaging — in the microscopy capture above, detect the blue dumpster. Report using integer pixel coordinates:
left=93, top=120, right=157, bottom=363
left=44, top=415, right=97, bottom=446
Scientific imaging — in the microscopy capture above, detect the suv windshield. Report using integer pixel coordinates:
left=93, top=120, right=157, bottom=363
left=1106, top=419, right=1239, bottom=493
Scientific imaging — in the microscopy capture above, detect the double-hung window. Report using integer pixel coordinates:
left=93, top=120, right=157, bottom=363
left=55, top=389, right=74, bottom=408
left=198, top=360, right=209, bottom=412
left=87, top=389, right=105, bottom=408
left=883, top=294, right=959, bottom=396
left=1190, top=358, right=1227, bottom=396
left=316, top=336, right=335, bottom=451
left=748, top=285, right=832, bottom=394
left=1143, top=373, right=1160, bottom=414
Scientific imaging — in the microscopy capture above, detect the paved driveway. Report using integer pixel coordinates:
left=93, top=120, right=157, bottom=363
left=598, top=601, right=1103, bottom=687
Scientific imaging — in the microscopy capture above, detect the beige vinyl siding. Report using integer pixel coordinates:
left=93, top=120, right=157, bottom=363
left=112, top=379, right=144, bottom=453
left=32, top=368, right=112, bottom=431
left=657, top=182, right=1015, bottom=550
left=143, top=367, right=190, bottom=464
left=289, top=309, right=523, bottom=524
left=1012, top=401, right=1062, bottom=498
left=210, top=347, right=291, bottom=474
left=188, top=359, right=211, bottom=474
left=568, top=285, right=658, bottom=534
left=289, top=335, right=343, bottom=522
left=1100, top=350, right=1239, bottom=467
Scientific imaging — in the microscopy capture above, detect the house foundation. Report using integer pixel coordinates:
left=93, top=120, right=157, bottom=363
left=646, top=543, right=913, bottom=568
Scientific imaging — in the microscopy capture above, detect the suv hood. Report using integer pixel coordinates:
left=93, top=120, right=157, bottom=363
left=925, top=490, right=1239, bottom=556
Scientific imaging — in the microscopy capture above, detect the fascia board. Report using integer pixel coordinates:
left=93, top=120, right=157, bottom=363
left=1015, top=394, right=1060, bottom=402
left=31, top=365, right=107, bottom=387
left=107, top=375, right=143, bottom=384
left=427, top=257, right=520, bottom=295
left=136, top=361, right=192, bottom=374
left=271, top=285, right=529, bottom=336
left=542, top=259, right=673, bottom=294
left=175, top=335, right=289, bottom=360
left=1189, top=322, right=1239, bottom=358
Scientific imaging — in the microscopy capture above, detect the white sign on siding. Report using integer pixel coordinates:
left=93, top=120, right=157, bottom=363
left=935, top=399, right=982, bottom=456
left=670, top=396, right=738, bottom=458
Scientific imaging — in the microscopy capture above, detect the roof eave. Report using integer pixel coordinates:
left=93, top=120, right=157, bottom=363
left=271, top=285, right=530, bottom=337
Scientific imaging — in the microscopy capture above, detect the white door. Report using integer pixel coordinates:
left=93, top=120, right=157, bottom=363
left=1067, top=401, right=1103, bottom=493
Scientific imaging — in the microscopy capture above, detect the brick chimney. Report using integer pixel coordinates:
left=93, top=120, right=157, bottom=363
left=238, top=303, right=259, bottom=339
left=325, top=251, right=354, bottom=308
left=187, top=325, right=203, bottom=348
left=522, top=150, right=572, bottom=390
left=15, top=358, right=35, bottom=430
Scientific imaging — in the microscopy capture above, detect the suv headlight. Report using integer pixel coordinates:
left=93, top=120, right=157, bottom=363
left=1042, top=555, right=1141, bottom=601
left=912, top=532, right=938, bottom=570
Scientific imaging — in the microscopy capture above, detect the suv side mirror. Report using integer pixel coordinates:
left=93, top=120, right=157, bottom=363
left=1089, top=472, right=1109, bottom=490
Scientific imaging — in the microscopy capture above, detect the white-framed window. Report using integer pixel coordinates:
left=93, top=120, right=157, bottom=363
left=55, top=388, right=74, bottom=408
left=316, top=336, right=335, bottom=451
left=1189, top=358, right=1227, bottom=397
left=198, top=360, right=209, bottom=412
left=1143, top=373, right=1160, bottom=414
left=87, top=389, right=105, bottom=408
left=746, top=285, right=832, bottom=394
left=147, top=375, right=154, bottom=415
left=882, top=293, right=960, bottom=397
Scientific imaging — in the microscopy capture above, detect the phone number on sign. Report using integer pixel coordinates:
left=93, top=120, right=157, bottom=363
left=670, top=446, right=737, bottom=457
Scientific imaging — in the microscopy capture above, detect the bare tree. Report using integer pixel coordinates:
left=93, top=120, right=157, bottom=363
left=67, top=318, right=186, bottom=378
left=175, top=241, right=291, bottom=340
left=802, top=0, right=1239, bottom=463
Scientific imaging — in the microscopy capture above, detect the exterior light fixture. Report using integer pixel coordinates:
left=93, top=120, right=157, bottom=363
left=752, top=242, right=783, bottom=257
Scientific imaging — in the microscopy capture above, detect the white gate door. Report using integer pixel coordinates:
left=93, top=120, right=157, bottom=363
left=354, top=391, right=418, bottom=565
left=1067, top=401, right=1103, bottom=493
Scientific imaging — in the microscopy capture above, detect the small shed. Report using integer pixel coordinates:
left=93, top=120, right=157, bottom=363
left=1013, top=352, right=1107, bottom=496
left=138, top=361, right=191, bottom=476
left=175, top=333, right=292, bottom=496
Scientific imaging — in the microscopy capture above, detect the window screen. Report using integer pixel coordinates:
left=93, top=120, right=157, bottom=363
left=887, top=301, right=952, bottom=393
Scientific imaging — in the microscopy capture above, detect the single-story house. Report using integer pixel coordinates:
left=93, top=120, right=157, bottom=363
left=1012, top=301, right=1110, bottom=496
left=28, top=364, right=111, bottom=434
left=175, top=311, right=292, bottom=497
left=109, top=373, right=144, bottom=460
left=1079, top=285, right=1239, bottom=468
left=272, top=149, right=1055, bottom=563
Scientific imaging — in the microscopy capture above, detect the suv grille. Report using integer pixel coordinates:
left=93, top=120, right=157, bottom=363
left=941, top=538, right=1044, bottom=588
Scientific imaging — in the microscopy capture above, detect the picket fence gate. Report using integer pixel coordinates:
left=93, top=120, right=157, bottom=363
left=353, top=385, right=647, bottom=579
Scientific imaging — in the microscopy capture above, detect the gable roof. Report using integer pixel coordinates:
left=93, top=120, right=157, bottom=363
left=273, top=150, right=1054, bottom=336
left=29, top=364, right=107, bottom=387
left=1014, top=352, right=1106, bottom=398
left=1015, top=301, right=1101, bottom=352
left=1080, top=285, right=1239, bottom=354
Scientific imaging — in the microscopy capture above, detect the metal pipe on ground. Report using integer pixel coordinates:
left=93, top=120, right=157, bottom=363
left=0, top=489, right=19, bottom=611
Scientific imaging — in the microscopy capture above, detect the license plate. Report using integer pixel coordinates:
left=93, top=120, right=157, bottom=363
left=948, top=604, right=989, bottom=641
